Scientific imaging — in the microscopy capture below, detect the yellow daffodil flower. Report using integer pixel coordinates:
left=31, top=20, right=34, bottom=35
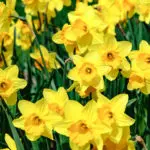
left=30, top=45, right=60, bottom=72
left=43, top=87, right=69, bottom=116
left=128, top=40, right=150, bottom=94
left=90, top=35, right=132, bottom=81
left=22, top=0, right=48, bottom=15
left=0, top=0, right=16, bottom=33
left=0, top=65, right=27, bottom=105
left=54, top=100, right=110, bottom=149
left=0, top=133, right=17, bottom=150
left=68, top=52, right=110, bottom=97
left=96, top=93, right=135, bottom=143
left=103, top=127, right=135, bottom=150
left=16, top=19, right=34, bottom=50
left=53, top=19, right=94, bottom=55
left=48, top=0, right=71, bottom=12
left=136, top=0, right=150, bottom=24
left=13, top=99, right=62, bottom=141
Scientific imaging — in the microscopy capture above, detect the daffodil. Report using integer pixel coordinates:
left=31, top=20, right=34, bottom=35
left=13, top=99, right=62, bottom=141
left=103, top=127, right=135, bottom=150
left=96, top=93, right=135, bottom=143
left=136, top=0, right=150, bottom=24
left=48, top=0, right=71, bottom=12
left=115, top=0, right=137, bottom=21
left=90, top=34, right=132, bottom=81
left=0, top=0, right=16, bottom=33
left=54, top=100, right=110, bottom=149
left=0, top=26, right=14, bottom=67
left=52, top=23, right=76, bottom=55
left=16, top=19, right=35, bottom=50
left=0, top=65, right=27, bottom=105
left=43, top=87, right=69, bottom=116
left=68, top=52, right=110, bottom=97
left=22, top=0, right=48, bottom=15
left=30, top=45, right=60, bottom=72
left=52, top=19, right=93, bottom=55
left=0, top=134, right=17, bottom=150
left=128, top=40, right=150, bottom=94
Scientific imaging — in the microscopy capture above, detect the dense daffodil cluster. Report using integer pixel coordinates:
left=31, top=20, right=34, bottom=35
left=13, top=88, right=135, bottom=150
left=1, top=0, right=150, bottom=149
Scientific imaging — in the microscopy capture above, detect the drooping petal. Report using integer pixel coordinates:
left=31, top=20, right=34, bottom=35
left=5, top=92, right=17, bottom=106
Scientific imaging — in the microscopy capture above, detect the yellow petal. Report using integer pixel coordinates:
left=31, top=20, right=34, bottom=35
left=6, top=65, right=19, bottom=78
left=18, top=100, right=36, bottom=116
left=54, top=120, right=71, bottom=136
left=5, top=92, right=17, bottom=106
left=42, top=126, right=54, bottom=140
left=68, top=68, right=80, bottom=81
left=82, top=100, right=97, bottom=123
left=97, top=93, right=110, bottom=106
left=26, top=133, right=40, bottom=141
left=69, top=140, right=90, bottom=150
left=139, top=40, right=150, bottom=53
left=109, top=126, right=123, bottom=143
left=72, top=55, right=84, bottom=66
left=117, top=41, right=132, bottom=57
left=116, top=114, right=135, bottom=127
left=13, top=116, right=25, bottom=130
left=105, top=69, right=119, bottom=81
left=52, top=31, right=63, bottom=44
left=111, top=94, right=128, bottom=113
left=104, top=35, right=117, bottom=50
left=64, top=100, right=83, bottom=121
left=5, top=134, right=17, bottom=150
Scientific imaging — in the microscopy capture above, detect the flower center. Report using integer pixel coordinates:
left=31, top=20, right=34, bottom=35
left=0, top=80, right=11, bottom=92
left=32, top=116, right=42, bottom=126
left=85, top=67, right=92, bottom=74
left=146, top=57, right=150, bottom=64
left=107, top=52, right=114, bottom=60
left=68, top=120, right=90, bottom=134
left=48, top=103, right=64, bottom=116
left=79, top=122, right=89, bottom=133
left=98, top=105, right=114, bottom=125
left=108, top=112, right=113, bottom=119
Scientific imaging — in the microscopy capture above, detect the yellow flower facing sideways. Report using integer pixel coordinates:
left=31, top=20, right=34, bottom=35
left=0, top=134, right=16, bottom=150
left=96, top=93, right=135, bottom=144
left=13, top=99, right=62, bottom=141
left=22, top=0, right=48, bottom=15
left=136, top=0, right=150, bottom=24
left=43, top=87, right=69, bottom=117
left=0, top=65, right=27, bottom=105
left=103, top=127, right=135, bottom=150
left=54, top=100, right=110, bottom=150
left=30, top=45, right=60, bottom=72
left=128, top=40, right=150, bottom=94
left=68, top=52, right=110, bottom=97
left=53, top=19, right=94, bottom=56
left=90, top=34, right=132, bottom=81
left=0, top=0, right=16, bottom=33
left=16, top=19, right=35, bottom=50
